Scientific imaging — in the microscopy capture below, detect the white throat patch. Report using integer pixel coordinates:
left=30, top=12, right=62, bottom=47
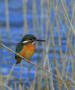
left=32, top=41, right=36, bottom=45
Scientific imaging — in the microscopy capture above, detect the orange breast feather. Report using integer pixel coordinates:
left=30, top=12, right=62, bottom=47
left=19, top=44, right=35, bottom=59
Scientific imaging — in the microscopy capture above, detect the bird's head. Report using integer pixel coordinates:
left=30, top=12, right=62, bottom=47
left=21, top=34, right=45, bottom=45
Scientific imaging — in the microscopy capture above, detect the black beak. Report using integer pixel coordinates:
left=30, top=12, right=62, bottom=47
left=36, top=40, right=46, bottom=42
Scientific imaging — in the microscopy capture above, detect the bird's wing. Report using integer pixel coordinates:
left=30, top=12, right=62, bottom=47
left=15, top=43, right=24, bottom=59
left=16, top=43, right=24, bottom=52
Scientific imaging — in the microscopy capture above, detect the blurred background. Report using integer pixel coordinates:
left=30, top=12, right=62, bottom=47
left=0, top=0, right=75, bottom=90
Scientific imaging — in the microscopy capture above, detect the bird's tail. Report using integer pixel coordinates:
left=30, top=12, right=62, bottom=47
left=16, top=57, right=21, bottom=64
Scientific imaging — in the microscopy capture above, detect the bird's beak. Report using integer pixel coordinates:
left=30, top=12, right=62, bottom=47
left=36, top=39, right=46, bottom=42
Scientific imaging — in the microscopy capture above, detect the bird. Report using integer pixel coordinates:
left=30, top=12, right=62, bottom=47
left=15, top=34, right=45, bottom=64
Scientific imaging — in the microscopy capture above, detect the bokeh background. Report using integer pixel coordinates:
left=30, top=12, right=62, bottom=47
left=0, top=0, right=75, bottom=90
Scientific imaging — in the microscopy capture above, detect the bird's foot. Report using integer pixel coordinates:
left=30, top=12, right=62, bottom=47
left=27, top=59, right=32, bottom=63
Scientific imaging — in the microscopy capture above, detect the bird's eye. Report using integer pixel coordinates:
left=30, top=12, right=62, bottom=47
left=30, top=39, right=33, bottom=41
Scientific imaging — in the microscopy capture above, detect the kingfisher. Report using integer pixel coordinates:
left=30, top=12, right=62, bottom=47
left=15, top=34, right=45, bottom=64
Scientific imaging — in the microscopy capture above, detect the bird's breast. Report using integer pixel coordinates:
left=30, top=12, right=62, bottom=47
left=19, top=44, right=35, bottom=59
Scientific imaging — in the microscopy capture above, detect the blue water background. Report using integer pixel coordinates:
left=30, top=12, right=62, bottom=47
left=0, top=0, right=74, bottom=89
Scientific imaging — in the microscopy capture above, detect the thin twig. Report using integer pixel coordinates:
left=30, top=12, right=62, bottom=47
left=60, top=0, right=75, bottom=35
